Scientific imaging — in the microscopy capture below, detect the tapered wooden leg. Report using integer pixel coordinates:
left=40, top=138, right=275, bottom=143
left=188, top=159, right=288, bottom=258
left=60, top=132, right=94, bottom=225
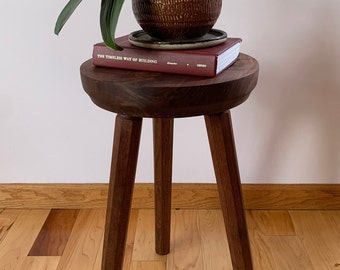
left=102, top=115, right=142, bottom=270
left=153, top=118, right=174, bottom=255
left=205, top=111, right=253, bottom=270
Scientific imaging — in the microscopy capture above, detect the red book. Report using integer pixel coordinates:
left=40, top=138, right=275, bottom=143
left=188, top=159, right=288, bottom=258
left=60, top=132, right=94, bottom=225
left=92, top=35, right=242, bottom=77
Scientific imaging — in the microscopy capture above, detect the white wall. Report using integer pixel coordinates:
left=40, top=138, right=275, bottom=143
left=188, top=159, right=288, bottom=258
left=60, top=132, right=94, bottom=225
left=0, top=0, right=339, bottom=184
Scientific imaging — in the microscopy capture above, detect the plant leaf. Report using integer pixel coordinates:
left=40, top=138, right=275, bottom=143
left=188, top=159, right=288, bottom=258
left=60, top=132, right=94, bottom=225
left=100, top=0, right=125, bottom=50
left=54, top=0, right=83, bottom=35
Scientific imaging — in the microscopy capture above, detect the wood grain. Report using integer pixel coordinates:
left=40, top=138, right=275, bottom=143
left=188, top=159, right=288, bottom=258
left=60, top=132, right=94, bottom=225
left=243, top=184, right=340, bottom=210
left=0, top=209, right=339, bottom=269
left=289, top=211, right=340, bottom=269
left=0, top=209, right=21, bottom=244
left=2, top=184, right=339, bottom=210
left=131, top=210, right=165, bottom=261
left=29, top=209, right=79, bottom=256
left=93, top=234, right=104, bottom=270
left=205, top=111, right=252, bottom=270
left=197, top=210, right=232, bottom=269
left=0, top=184, right=109, bottom=209
left=168, top=210, right=204, bottom=269
left=19, top=256, right=60, bottom=270
left=55, top=209, right=105, bottom=270
left=153, top=118, right=173, bottom=255
left=247, top=226, right=277, bottom=270
left=122, top=209, right=139, bottom=270
left=246, top=211, right=314, bottom=270
left=247, top=210, right=295, bottom=236
left=320, top=210, right=340, bottom=239
left=80, top=54, right=259, bottom=118
left=264, top=236, right=315, bottom=270
left=102, top=115, right=142, bottom=270
left=131, top=261, right=166, bottom=270
left=0, top=209, right=50, bottom=269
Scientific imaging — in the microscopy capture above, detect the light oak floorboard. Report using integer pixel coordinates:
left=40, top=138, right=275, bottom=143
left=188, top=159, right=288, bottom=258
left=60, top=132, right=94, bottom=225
left=320, top=210, right=340, bottom=240
left=262, top=236, right=315, bottom=270
left=246, top=210, right=295, bottom=236
left=19, top=256, right=60, bottom=270
left=1, top=208, right=340, bottom=269
left=132, top=209, right=166, bottom=262
left=247, top=211, right=278, bottom=270
left=123, top=209, right=140, bottom=270
left=0, top=209, right=21, bottom=244
left=93, top=236, right=104, bottom=270
left=0, top=209, right=50, bottom=270
left=167, top=210, right=204, bottom=270
left=197, top=210, right=232, bottom=270
left=246, top=211, right=314, bottom=270
left=55, top=209, right=106, bottom=270
left=289, top=210, right=340, bottom=269
left=131, top=261, right=166, bottom=270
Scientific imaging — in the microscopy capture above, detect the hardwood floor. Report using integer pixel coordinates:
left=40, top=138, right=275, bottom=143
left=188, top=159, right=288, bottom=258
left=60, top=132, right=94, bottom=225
left=1, top=208, right=340, bottom=270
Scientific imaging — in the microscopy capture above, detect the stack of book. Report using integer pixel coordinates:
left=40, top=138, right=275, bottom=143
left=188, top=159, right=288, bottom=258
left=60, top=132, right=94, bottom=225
left=92, top=35, right=242, bottom=77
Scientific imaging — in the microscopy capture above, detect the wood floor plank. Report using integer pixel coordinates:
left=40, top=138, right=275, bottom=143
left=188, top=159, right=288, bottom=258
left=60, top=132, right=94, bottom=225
left=93, top=234, right=104, bottom=270
left=321, top=210, right=340, bottom=238
left=123, top=209, right=139, bottom=270
left=0, top=209, right=50, bottom=270
left=247, top=210, right=296, bottom=236
left=56, top=209, right=105, bottom=270
left=262, top=236, right=315, bottom=270
left=131, top=261, right=166, bottom=270
left=246, top=211, right=314, bottom=270
left=19, top=256, right=60, bottom=270
left=197, top=210, right=232, bottom=269
left=246, top=212, right=277, bottom=270
left=132, top=209, right=165, bottom=261
left=167, top=210, right=204, bottom=269
left=0, top=208, right=338, bottom=269
left=320, top=211, right=340, bottom=267
left=289, top=210, right=340, bottom=269
left=0, top=209, right=21, bottom=244
left=93, top=209, right=139, bottom=270
left=29, top=209, right=80, bottom=256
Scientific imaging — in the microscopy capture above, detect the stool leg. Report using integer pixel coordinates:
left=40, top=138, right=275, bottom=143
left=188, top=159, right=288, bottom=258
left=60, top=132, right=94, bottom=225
left=204, top=111, right=253, bottom=270
left=102, top=115, right=142, bottom=270
left=153, top=118, right=174, bottom=255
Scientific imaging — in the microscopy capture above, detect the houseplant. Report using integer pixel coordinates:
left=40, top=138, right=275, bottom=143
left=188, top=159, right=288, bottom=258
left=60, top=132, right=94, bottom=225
left=55, top=0, right=124, bottom=50
left=55, top=0, right=222, bottom=50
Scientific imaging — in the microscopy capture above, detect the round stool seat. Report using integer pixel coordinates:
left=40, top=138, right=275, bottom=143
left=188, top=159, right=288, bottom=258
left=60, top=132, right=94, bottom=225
left=80, top=53, right=259, bottom=118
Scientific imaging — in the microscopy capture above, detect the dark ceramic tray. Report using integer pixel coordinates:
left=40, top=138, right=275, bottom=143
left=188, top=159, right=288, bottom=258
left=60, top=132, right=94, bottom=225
left=128, top=29, right=228, bottom=50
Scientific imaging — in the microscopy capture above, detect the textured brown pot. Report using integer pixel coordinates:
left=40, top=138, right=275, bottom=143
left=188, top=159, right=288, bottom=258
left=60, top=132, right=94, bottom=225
left=132, top=0, right=222, bottom=41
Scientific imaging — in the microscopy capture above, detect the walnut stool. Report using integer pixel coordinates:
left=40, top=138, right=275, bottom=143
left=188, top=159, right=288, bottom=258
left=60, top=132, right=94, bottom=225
left=80, top=53, right=259, bottom=270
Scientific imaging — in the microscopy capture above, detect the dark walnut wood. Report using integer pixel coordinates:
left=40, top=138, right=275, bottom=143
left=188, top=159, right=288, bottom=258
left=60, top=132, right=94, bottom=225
left=81, top=55, right=259, bottom=270
left=29, top=209, right=79, bottom=256
left=153, top=118, right=173, bottom=255
left=80, top=53, right=259, bottom=118
left=102, top=115, right=142, bottom=270
left=205, top=112, right=253, bottom=269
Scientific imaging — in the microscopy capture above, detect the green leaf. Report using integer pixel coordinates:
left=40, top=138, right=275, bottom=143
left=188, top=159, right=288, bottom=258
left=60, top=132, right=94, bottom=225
left=54, top=0, right=83, bottom=35
left=100, top=0, right=125, bottom=50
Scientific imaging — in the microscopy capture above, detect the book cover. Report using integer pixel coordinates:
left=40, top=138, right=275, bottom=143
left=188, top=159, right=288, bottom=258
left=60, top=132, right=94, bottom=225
left=92, top=35, right=242, bottom=77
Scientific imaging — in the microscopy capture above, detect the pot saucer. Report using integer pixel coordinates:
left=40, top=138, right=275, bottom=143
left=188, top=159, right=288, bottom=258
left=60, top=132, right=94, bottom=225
left=128, top=29, right=227, bottom=50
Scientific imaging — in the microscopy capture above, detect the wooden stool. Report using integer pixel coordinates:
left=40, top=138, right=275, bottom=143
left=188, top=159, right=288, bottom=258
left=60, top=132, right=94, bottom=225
left=80, top=53, right=259, bottom=270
